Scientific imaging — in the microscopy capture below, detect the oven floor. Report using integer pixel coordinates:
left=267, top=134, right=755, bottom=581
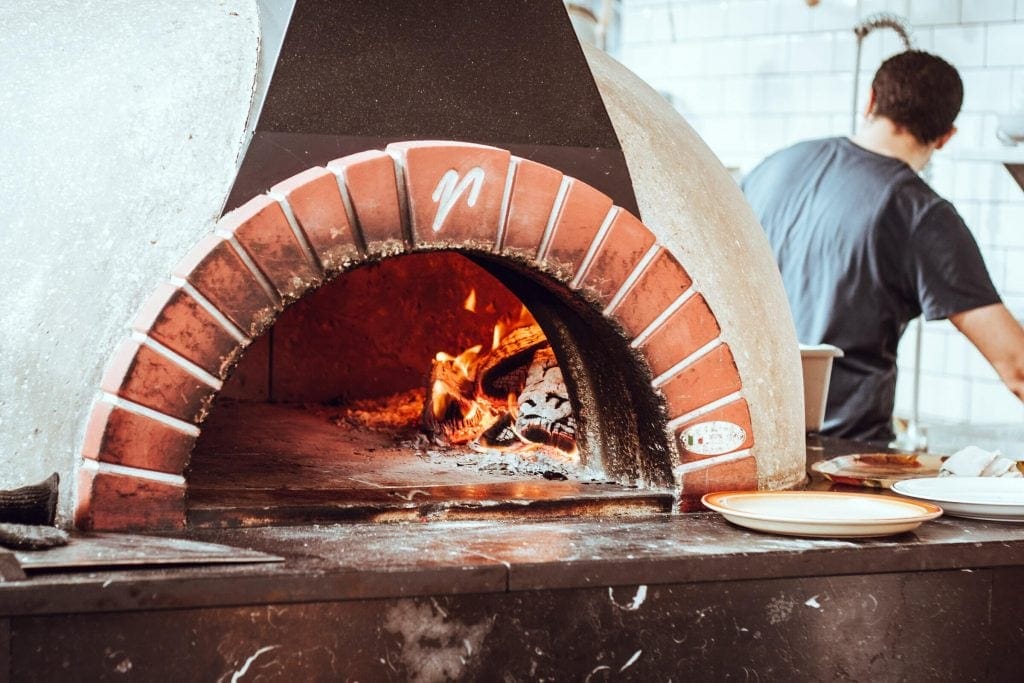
left=187, top=402, right=673, bottom=527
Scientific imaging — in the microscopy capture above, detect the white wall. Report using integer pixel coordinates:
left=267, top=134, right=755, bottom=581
left=617, top=0, right=1024, bottom=428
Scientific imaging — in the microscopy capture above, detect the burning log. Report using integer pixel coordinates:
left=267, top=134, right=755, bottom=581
left=422, top=309, right=577, bottom=461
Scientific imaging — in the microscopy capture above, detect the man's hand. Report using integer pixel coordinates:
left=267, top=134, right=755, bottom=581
left=950, top=303, right=1024, bottom=401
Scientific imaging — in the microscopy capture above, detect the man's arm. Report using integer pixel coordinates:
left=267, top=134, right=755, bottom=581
left=950, top=303, right=1024, bottom=401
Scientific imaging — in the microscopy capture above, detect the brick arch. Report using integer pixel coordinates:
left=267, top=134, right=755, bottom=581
left=76, top=141, right=755, bottom=530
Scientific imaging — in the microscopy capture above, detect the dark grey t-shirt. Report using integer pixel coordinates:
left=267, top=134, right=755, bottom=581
left=742, top=137, right=1000, bottom=443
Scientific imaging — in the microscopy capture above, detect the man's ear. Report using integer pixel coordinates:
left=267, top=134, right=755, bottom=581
left=863, top=88, right=877, bottom=116
left=934, top=126, right=957, bottom=150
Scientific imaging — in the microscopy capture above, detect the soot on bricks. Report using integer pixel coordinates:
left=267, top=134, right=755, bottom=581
left=187, top=252, right=673, bottom=527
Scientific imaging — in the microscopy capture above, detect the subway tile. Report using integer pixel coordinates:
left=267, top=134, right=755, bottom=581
left=910, top=0, right=963, bottom=26
left=987, top=24, right=1024, bottom=66
left=927, top=158, right=958, bottom=197
left=958, top=68, right=1015, bottom=112
left=969, top=379, right=1024, bottom=422
left=948, top=112, right=985, bottom=149
left=788, top=33, right=834, bottom=73
left=918, top=327, right=949, bottom=375
left=727, top=0, right=770, bottom=36
left=688, top=1, right=727, bottom=39
left=1003, top=247, right=1024, bottom=292
left=1011, top=69, right=1024, bottom=110
left=962, top=0, right=1017, bottom=23
left=933, top=25, right=986, bottom=69
left=746, top=35, right=789, bottom=74
left=918, top=372, right=971, bottom=422
left=669, top=2, right=692, bottom=38
left=621, top=3, right=675, bottom=44
left=812, top=0, right=859, bottom=31
left=704, top=38, right=748, bottom=75
left=993, top=205, right=1024, bottom=247
left=943, top=333, right=972, bottom=377
left=807, top=73, right=856, bottom=114
left=668, top=41, right=706, bottom=76
left=860, top=0, right=909, bottom=18
left=833, top=31, right=858, bottom=72
left=769, top=0, right=814, bottom=33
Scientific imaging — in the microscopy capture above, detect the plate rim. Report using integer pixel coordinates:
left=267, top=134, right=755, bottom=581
left=701, top=490, right=943, bottom=525
left=891, top=476, right=1024, bottom=507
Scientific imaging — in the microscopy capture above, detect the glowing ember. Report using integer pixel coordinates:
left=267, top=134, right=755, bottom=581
left=422, top=299, right=578, bottom=463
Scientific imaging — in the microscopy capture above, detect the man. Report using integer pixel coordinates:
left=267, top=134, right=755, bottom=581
left=742, top=51, right=1024, bottom=444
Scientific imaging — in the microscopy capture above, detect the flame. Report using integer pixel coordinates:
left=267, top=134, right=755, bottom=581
left=426, top=291, right=575, bottom=463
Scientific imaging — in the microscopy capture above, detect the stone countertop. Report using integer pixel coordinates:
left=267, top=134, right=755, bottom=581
left=2, top=438, right=1024, bottom=618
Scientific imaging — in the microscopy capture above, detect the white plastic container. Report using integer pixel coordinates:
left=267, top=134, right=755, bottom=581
left=799, top=344, right=845, bottom=432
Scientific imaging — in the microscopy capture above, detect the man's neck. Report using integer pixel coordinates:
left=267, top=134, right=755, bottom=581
left=850, top=116, right=934, bottom=172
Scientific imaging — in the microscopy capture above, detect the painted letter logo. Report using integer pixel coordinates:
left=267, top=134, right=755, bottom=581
left=430, top=167, right=486, bottom=233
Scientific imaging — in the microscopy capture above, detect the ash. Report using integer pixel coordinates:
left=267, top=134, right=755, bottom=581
left=420, top=445, right=605, bottom=483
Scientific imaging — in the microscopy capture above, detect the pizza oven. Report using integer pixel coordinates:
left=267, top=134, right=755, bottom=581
left=67, top=0, right=805, bottom=530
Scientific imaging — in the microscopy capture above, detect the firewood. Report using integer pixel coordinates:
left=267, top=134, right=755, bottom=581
left=515, top=347, right=576, bottom=453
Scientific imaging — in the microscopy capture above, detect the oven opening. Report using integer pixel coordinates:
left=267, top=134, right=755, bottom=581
left=186, top=251, right=675, bottom=527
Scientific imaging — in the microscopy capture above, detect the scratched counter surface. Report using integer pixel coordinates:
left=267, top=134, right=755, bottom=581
left=3, top=441, right=1024, bottom=680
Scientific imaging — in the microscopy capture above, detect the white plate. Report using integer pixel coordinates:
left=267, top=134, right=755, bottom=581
left=892, top=477, right=1024, bottom=522
left=701, top=491, right=942, bottom=538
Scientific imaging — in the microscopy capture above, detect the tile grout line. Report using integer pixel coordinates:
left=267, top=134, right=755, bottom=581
left=386, top=148, right=415, bottom=249
left=570, top=206, right=620, bottom=290
left=268, top=191, right=325, bottom=275
left=169, top=277, right=251, bottom=346
left=673, top=448, right=752, bottom=476
left=535, top=175, right=572, bottom=263
left=651, top=337, right=723, bottom=388
left=493, top=157, right=519, bottom=253
left=83, top=457, right=187, bottom=486
left=629, top=287, right=696, bottom=349
left=603, top=244, right=662, bottom=317
left=99, top=391, right=201, bottom=437
left=329, top=164, right=369, bottom=258
left=131, top=331, right=224, bottom=390
left=214, top=232, right=282, bottom=309
left=665, top=391, right=745, bottom=431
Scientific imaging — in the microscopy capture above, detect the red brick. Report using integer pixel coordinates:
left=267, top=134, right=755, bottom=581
left=674, top=399, right=754, bottom=463
left=221, top=194, right=321, bottom=302
left=659, top=344, right=742, bottom=420
left=677, top=456, right=758, bottom=511
left=81, top=471, right=185, bottom=531
left=173, top=235, right=279, bottom=338
left=219, top=331, right=270, bottom=401
left=329, top=150, right=404, bottom=255
left=388, top=141, right=511, bottom=249
left=612, top=250, right=692, bottom=338
left=100, top=339, right=216, bottom=424
left=542, top=179, right=614, bottom=281
left=132, top=282, right=242, bottom=379
left=82, top=401, right=196, bottom=474
left=577, top=210, right=657, bottom=307
left=502, top=158, right=564, bottom=257
left=638, top=294, right=720, bottom=377
left=271, top=166, right=361, bottom=274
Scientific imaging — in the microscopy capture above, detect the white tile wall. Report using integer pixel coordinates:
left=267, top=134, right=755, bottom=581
left=962, top=0, right=1017, bottom=23
left=617, top=0, right=1024, bottom=429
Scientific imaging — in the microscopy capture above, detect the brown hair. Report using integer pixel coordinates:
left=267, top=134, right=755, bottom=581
left=871, top=51, right=963, bottom=144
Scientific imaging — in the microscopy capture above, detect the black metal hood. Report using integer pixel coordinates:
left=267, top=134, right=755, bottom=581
left=225, top=0, right=638, bottom=215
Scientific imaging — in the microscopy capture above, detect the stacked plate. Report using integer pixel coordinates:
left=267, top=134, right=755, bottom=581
left=891, top=477, right=1024, bottom=522
left=701, top=490, right=942, bottom=538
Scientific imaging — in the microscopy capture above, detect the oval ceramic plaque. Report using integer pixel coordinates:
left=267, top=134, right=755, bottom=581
left=679, top=421, right=746, bottom=456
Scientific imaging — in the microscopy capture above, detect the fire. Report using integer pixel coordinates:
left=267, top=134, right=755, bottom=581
left=423, top=294, right=578, bottom=464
